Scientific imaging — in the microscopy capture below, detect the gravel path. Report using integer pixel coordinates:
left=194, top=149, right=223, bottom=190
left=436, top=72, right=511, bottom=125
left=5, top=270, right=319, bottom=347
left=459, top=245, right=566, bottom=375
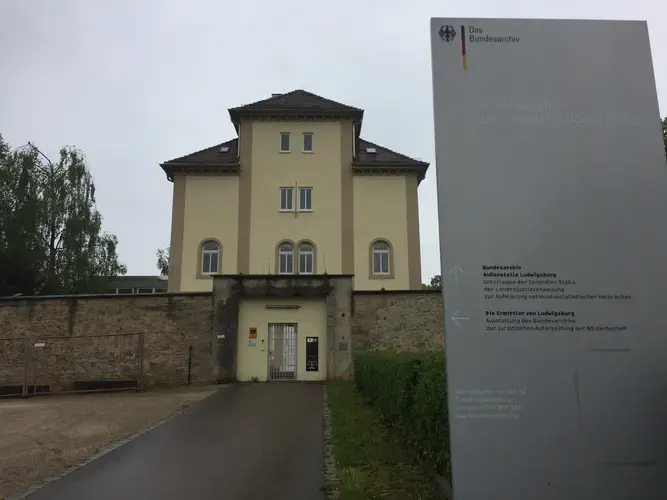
left=0, top=386, right=220, bottom=500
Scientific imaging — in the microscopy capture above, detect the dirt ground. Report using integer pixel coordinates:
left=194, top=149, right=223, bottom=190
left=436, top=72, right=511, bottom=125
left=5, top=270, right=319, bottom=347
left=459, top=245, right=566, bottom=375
left=0, top=386, right=221, bottom=500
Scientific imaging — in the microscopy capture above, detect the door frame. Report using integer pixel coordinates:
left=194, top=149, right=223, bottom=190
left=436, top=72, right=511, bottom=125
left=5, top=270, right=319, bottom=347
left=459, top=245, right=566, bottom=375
left=266, top=323, right=298, bottom=381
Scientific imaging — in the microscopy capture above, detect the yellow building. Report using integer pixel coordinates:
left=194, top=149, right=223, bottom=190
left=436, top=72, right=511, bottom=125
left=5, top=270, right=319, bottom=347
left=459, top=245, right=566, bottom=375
left=159, top=90, right=430, bottom=381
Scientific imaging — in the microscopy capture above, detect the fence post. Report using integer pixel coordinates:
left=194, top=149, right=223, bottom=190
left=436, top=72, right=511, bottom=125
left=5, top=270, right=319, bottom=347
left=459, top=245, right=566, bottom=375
left=22, top=337, right=29, bottom=398
left=137, top=333, right=145, bottom=391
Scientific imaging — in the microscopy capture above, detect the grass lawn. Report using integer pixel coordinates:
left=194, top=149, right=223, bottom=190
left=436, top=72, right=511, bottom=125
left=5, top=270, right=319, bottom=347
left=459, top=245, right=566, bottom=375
left=327, top=380, right=445, bottom=500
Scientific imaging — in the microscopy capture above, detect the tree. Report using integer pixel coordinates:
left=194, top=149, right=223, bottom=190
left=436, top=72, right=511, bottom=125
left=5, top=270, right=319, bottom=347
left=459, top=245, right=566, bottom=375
left=423, top=274, right=441, bottom=290
left=0, top=138, right=43, bottom=295
left=0, top=135, right=126, bottom=296
left=156, top=247, right=170, bottom=276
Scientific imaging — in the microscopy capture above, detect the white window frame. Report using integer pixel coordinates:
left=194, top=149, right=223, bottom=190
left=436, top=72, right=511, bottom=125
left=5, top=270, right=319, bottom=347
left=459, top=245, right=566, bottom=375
left=298, top=243, right=314, bottom=274
left=298, top=187, right=313, bottom=212
left=201, top=241, right=220, bottom=275
left=302, top=132, right=313, bottom=153
left=279, top=187, right=294, bottom=211
left=278, top=243, right=294, bottom=274
left=280, top=132, right=290, bottom=153
left=372, top=241, right=391, bottom=275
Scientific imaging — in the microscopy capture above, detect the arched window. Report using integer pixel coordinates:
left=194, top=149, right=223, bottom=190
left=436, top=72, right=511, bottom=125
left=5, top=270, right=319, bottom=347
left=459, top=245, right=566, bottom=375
left=278, top=242, right=294, bottom=274
left=201, top=241, right=220, bottom=275
left=298, top=242, right=314, bottom=274
left=371, top=240, right=391, bottom=276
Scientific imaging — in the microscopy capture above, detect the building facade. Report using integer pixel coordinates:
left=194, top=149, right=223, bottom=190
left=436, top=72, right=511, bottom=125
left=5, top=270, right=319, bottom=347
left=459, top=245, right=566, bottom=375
left=161, top=90, right=429, bottom=293
left=106, top=275, right=168, bottom=295
left=158, top=90, right=430, bottom=381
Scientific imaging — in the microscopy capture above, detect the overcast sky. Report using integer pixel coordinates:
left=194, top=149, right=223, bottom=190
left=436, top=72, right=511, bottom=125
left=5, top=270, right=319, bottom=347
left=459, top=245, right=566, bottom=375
left=0, top=0, right=665, bottom=282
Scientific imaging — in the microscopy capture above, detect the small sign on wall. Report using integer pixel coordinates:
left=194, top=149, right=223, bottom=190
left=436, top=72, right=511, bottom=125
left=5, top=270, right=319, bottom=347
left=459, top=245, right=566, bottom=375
left=306, top=336, right=319, bottom=372
left=248, top=327, right=257, bottom=340
left=248, top=340, right=257, bottom=347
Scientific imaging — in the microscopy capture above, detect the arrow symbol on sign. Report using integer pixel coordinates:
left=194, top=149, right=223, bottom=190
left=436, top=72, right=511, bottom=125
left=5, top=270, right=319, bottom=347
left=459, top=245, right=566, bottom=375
left=448, top=265, right=464, bottom=285
left=450, top=310, right=470, bottom=328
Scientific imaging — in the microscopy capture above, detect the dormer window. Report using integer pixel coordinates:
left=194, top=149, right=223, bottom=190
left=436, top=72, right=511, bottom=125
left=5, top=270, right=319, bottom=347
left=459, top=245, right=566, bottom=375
left=365, top=147, right=377, bottom=154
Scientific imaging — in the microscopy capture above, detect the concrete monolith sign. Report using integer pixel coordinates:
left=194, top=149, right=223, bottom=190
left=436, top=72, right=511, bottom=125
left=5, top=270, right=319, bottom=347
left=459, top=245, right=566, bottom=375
left=430, top=18, right=667, bottom=499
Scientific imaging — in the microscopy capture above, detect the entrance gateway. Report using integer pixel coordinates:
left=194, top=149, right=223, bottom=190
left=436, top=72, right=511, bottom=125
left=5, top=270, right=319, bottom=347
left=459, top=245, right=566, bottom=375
left=431, top=18, right=667, bottom=499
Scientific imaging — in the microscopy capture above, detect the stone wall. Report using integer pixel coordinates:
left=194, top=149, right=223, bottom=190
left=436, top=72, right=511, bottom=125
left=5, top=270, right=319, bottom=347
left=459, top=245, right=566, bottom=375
left=0, top=288, right=444, bottom=393
left=0, top=293, right=214, bottom=392
left=352, top=290, right=444, bottom=352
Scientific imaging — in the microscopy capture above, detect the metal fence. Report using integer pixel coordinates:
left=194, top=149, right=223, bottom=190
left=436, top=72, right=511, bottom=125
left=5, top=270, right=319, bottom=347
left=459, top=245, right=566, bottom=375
left=0, top=331, right=204, bottom=398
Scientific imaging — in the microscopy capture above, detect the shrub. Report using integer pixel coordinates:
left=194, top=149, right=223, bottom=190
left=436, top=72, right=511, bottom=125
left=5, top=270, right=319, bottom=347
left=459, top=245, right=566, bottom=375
left=354, top=351, right=450, bottom=478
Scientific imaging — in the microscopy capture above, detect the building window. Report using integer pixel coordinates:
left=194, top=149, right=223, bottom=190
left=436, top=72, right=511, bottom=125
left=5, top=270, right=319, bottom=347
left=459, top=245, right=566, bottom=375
left=201, top=241, right=220, bottom=274
left=278, top=242, right=294, bottom=274
left=299, top=243, right=314, bottom=274
left=137, top=288, right=155, bottom=294
left=117, top=288, right=134, bottom=294
left=303, top=133, right=313, bottom=152
left=299, top=187, right=312, bottom=211
left=371, top=240, right=391, bottom=275
left=280, top=132, right=290, bottom=152
left=280, top=187, right=294, bottom=211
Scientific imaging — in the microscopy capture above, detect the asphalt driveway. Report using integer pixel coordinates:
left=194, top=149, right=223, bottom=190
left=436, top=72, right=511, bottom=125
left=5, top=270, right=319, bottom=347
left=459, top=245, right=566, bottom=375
left=22, top=383, right=325, bottom=500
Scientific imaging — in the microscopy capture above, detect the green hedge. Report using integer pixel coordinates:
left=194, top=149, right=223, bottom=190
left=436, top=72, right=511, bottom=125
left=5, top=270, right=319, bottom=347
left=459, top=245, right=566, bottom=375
left=354, top=351, right=450, bottom=478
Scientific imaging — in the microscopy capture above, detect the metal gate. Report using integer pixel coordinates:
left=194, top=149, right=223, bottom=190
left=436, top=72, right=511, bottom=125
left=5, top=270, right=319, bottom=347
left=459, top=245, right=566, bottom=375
left=268, top=324, right=297, bottom=381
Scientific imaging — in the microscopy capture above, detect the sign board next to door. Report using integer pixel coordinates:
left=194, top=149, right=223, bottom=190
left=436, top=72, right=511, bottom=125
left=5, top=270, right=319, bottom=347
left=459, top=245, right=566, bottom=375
left=305, top=337, right=318, bottom=371
left=248, top=327, right=258, bottom=346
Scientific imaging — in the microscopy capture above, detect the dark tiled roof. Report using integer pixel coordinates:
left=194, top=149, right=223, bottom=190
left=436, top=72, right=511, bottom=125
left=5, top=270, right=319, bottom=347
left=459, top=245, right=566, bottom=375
left=159, top=91, right=429, bottom=182
left=228, top=90, right=363, bottom=122
left=161, top=138, right=238, bottom=166
left=159, top=136, right=429, bottom=181
left=356, top=139, right=429, bottom=166
left=353, top=139, right=430, bottom=183
left=160, top=139, right=239, bottom=180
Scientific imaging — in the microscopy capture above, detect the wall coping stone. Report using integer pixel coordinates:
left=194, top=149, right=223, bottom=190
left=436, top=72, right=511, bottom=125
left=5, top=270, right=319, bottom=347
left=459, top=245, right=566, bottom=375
left=352, top=289, right=442, bottom=295
left=213, top=274, right=355, bottom=280
left=0, top=292, right=213, bottom=302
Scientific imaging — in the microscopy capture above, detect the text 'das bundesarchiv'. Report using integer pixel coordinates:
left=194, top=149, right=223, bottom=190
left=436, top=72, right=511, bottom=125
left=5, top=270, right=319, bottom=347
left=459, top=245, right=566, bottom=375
left=453, top=388, right=526, bottom=420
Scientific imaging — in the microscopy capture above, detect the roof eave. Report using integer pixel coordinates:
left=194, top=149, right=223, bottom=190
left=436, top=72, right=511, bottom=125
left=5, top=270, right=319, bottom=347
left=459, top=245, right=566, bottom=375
left=351, top=163, right=430, bottom=184
left=351, top=161, right=430, bottom=168
left=229, top=108, right=364, bottom=126
left=159, top=162, right=241, bottom=182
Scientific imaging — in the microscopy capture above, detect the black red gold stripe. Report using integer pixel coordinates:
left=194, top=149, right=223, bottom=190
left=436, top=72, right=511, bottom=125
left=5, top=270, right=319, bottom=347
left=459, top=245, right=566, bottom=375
left=461, top=25, right=467, bottom=71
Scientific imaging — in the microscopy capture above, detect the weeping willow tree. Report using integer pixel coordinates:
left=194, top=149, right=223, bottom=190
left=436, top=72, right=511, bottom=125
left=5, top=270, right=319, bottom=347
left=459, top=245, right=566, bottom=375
left=0, top=135, right=126, bottom=296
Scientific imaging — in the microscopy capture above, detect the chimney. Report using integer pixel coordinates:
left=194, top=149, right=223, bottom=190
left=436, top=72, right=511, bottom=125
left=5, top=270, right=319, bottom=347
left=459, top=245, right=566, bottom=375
left=271, top=93, right=282, bottom=97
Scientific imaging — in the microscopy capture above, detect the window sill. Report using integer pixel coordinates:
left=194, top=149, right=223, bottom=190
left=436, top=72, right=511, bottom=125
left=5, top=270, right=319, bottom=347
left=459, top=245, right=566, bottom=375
left=302, top=151, right=314, bottom=154
left=297, top=209, right=313, bottom=213
left=279, top=150, right=291, bottom=154
left=369, top=274, right=394, bottom=280
left=279, top=209, right=294, bottom=213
